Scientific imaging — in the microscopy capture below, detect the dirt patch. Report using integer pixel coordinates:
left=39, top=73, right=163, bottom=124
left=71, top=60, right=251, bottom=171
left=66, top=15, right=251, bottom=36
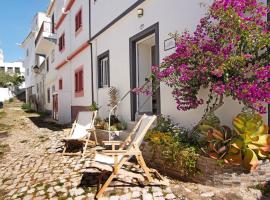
left=0, top=131, right=9, bottom=138
left=0, top=143, right=10, bottom=158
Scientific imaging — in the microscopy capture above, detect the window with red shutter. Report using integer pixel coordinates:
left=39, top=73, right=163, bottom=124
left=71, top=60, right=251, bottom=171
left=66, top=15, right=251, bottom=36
left=59, top=79, right=63, bottom=90
left=75, top=9, right=82, bottom=33
left=74, top=68, right=84, bottom=97
left=59, top=33, right=65, bottom=51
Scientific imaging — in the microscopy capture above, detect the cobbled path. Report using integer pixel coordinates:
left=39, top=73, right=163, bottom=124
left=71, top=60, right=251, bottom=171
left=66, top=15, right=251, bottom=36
left=0, top=101, right=267, bottom=200
left=0, top=101, right=179, bottom=200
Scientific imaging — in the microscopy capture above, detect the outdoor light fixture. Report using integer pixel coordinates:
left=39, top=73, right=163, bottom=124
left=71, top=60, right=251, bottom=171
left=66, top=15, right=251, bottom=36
left=137, top=8, right=144, bottom=17
left=33, top=65, right=40, bottom=74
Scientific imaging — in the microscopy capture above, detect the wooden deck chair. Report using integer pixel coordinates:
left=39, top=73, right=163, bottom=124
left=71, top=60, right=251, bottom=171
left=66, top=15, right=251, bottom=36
left=62, top=111, right=98, bottom=156
left=92, top=114, right=165, bottom=199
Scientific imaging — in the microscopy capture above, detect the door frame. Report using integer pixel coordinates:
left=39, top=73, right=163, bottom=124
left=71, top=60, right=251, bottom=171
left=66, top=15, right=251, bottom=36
left=129, top=22, right=160, bottom=121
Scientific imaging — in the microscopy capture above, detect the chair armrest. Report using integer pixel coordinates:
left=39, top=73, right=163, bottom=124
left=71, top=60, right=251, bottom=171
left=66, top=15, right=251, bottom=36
left=103, top=141, right=123, bottom=146
left=102, top=150, right=128, bottom=155
left=102, top=150, right=141, bottom=156
left=86, top=127, right=96, bottom=132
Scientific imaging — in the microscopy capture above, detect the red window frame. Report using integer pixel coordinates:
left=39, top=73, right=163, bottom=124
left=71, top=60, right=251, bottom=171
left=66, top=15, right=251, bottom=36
left=74, top=66, right=84, bottom=97
left=59, top=33, right=65, bottom=52
left=59, top=79, right=63, bottom=90
left=75, top=9, right=82, bottom=34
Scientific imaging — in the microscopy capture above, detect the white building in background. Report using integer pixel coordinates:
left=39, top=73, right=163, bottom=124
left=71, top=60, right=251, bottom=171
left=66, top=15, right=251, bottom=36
left=21, top=0, right=269, bottom=126
left=21, top=12, right=51, bottom=111
left=0, top=49, right=24, bottom=76
left=0, top=49, right=24, bottom=102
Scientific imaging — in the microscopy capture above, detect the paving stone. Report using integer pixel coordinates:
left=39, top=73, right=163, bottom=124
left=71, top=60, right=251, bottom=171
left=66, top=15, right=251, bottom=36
left=164, top=193, right=176, bottom=199
left=143, top=193, right=153, bottom=200
left=109, top=196, right=119, bottom=200
left=70, top=188, right=85, bottom=196
left=200, top=192, right=215, bottom=197
left=132, top=191, right=141, bottom=198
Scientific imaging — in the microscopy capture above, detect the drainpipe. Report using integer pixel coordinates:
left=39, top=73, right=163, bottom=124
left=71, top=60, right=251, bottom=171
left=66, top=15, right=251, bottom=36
left=88, top=0, right=94, bottom=104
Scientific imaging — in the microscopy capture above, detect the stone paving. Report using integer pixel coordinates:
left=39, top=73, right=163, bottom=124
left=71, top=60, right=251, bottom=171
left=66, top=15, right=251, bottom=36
left=0, top=102, right=180, bottom=200
left=0, top=101, right=268, bottom=200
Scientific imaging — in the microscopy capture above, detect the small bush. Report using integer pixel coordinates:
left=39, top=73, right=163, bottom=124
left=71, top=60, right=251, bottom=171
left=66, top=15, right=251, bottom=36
left=0, top=111, right=6, bottom=119
left=8, top=98, right=13, bottom=103
left=21, top=103, right=31, bottom=110
left=145, top=130, right=198, bottom=176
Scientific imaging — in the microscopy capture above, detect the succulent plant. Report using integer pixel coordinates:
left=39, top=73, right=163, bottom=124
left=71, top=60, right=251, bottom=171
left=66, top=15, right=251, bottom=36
left=225, top=112, right=270, bottom=170
left=199, top=124, right=234, bottom=159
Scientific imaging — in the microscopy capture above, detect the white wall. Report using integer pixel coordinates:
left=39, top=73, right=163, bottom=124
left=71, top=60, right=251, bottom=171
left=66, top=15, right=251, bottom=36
left=54, top=0, right=92, bottom=123
left=92, top=0, right=268, bottom=127
left=0, top=88, right=13, bottom=102
left=91, top=0, right=137, bottom=36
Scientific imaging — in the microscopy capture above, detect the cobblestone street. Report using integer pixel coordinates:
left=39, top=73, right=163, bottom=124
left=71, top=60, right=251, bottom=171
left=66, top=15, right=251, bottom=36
left=0, top=101, right=268, bottom=200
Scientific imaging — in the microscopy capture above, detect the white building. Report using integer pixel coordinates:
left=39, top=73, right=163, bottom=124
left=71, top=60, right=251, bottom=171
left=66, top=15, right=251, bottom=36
left=21, top=0, right=269, bottom=127
left=21, top=12, right=51, bottom=111
left=0, top=49, right=24, bottom=102
left=0, top=49, right=24, bottom=76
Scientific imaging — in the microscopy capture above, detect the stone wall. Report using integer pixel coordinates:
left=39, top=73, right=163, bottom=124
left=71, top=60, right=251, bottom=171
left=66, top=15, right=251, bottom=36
left=140, top=142, right=270, bottom=188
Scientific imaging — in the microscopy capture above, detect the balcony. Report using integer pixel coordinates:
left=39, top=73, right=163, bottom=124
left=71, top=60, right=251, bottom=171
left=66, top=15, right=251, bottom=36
left=35, top=21, right=57, bottom=55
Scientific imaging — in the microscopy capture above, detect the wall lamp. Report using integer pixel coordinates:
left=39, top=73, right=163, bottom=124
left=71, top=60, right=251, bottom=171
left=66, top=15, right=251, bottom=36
left=137, top=8, right=144, bottom=18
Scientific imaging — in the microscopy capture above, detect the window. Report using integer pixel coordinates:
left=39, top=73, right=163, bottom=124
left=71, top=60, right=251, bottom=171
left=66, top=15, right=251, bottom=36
left=46, top=57, right=49, bottom=72
left=26, top=68, right=29, bottom=76
left=74, top=67, right=84, bottom=97
left=51, top=13, right=55, bottom=34
left=52, top=85, right=55, bottom=93
left=7, top=67, right=13, bottom=74
left=98, top=51, right=110, bottom=88
left=15, top=67, right=20, bottom=74
left=75, top=9, right=82, bottom=33
left=59, top=33, right=65, bottom=52
left=26, top=49, right=29, bottom=57
left=47, top=88, right=51, bottom=103
left=59, top=79, right=63, bottom=90
left=51, top=49, right=55, bottom=63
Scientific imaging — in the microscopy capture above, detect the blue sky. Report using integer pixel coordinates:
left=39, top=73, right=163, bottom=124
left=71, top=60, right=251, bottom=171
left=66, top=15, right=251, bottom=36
left=0, top=0, right=49, bottom=62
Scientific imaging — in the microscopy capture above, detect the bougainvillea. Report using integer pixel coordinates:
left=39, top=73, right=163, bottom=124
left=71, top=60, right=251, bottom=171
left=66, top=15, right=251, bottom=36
left=134, top=0, right=270, bottom=114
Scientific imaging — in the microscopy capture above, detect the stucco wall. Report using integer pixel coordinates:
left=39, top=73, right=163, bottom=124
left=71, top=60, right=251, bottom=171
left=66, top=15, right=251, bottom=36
left=90, top=0, right=137, bottom=36
left=92, top=0, right=268, bottom=127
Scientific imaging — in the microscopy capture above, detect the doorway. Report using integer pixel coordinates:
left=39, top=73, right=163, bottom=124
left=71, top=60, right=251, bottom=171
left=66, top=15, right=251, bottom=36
left=52, top=94, right=58, bottom=120
left=130, top=23, right=160, bottom=121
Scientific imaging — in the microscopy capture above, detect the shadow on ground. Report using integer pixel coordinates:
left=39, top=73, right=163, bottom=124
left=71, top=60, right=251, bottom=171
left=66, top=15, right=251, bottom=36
left=258, top=180, right=270, bottom=200
left=28, top=116, right=68, bottom=132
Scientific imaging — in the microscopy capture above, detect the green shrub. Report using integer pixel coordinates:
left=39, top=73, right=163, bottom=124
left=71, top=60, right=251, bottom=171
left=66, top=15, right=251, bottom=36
left=0, top=111, right=6, bottom=119
left=21, top=103, right=31, bottom=110
left=8, top=98, right=13, bottom=103
left=145, top=129, right=198, bottom=176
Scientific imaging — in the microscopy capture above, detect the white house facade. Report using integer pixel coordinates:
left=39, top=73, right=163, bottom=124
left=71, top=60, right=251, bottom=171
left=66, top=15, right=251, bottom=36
left=21, top=0, right=269, bottom=127
left=0, top=49, right=24, bottom=101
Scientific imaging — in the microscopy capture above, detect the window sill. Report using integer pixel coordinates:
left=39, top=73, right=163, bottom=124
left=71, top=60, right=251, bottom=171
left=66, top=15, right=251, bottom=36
left=60, top=47, right=65, bottom=53
left=75, top=91, right=84, bottom=97
left=75, top=27, right=82, bottom=37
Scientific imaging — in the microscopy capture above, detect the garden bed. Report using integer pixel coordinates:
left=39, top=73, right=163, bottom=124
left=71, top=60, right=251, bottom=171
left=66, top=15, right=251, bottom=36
left=141, top=142, right=270, bottom=188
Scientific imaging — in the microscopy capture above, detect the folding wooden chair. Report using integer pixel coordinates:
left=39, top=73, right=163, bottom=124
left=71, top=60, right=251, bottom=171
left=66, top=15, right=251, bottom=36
left=92, top=114, right=165, bottom=199
left=62, top=111, right=98, bottom=156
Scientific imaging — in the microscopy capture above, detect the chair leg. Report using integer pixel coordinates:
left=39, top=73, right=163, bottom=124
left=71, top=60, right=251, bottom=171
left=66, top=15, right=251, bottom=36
left=82, top=140, right=89, bottom=157
left=62, top=143, right=68, bottom=156
left=96, top=173, right=116, bottom=199
left=93, top=130, right=99, bottom=145
left=136, top=154, right=153, bottom=182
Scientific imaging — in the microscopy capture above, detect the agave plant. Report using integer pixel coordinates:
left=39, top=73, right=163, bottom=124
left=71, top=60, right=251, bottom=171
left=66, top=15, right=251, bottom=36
left=225, top=112, right=270, bottom=170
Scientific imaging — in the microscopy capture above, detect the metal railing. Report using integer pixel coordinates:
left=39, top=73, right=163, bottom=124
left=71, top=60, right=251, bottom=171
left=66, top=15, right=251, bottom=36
left=107, top=80, right=160, bottom=140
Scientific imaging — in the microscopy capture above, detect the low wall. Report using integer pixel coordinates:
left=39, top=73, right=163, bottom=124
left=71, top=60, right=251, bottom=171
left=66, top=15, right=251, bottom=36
left=141, top=142, right=270, bottom=187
